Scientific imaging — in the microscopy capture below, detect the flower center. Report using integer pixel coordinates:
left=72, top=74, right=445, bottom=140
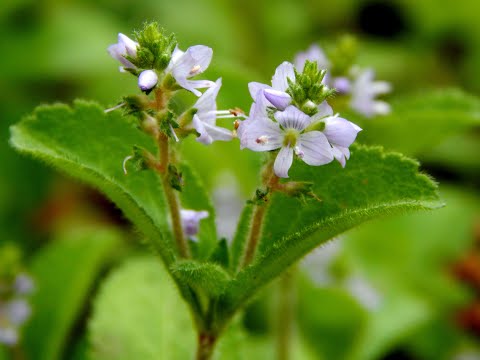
left=256, top=135, right=269, bottom=145
left=189, top=65, right=201, bottom=76
left=283, top=129, right=299, bottom=147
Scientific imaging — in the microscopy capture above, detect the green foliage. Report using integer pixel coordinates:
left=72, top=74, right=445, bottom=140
left=23, top=227, right=121, bottom=360
left=219, top=144, right=441, bottom=320
left=10, top=101, right=175, bottom=266
left=208, top=239, right=230, bottom=270
left=171, top=260, right=231, bottom=297
left=88, top=256, right=196, bottom=360
left=351, top=88, right=480, bottom=155
left=229, top=204, right=254, bottom=273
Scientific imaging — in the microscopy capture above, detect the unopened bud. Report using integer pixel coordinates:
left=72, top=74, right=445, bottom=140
left=138, top=70, right=158, bottom=93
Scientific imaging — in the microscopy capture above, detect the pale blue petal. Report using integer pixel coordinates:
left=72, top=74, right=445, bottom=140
left=274, top=146, right=294, bottom=178
left=176, top=78, right=215, bottom=97
left=323, top=117, right=362, bottom=147
left=274, top=105, right=311, bottom=131
left=180, top=209, right=209, bottom=237
left=172, top=45, right=213, bottom=80
left=263, top=89, right=292, bottom=110
left=238, top=116, right=283, bottom=151
left=271, top=62, right=295, bottom=92
left=297, top=131, right=333, bottom=166
left=248, top=82, right=270, bottom=100
left=194, top=78, right=222, bottom=123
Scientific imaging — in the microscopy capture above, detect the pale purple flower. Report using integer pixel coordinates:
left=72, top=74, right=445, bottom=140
left=180, top=209, right=209, bottom=238
left=138, top=70, right=158, bottom=92
left=238, top=105, right=334, bottom=178
left=190, top=78, right=235, bottom=145
left=321, top=105, right=362, bottom=167
left=0, top=327, right=18, bottom=346
left=107, top=33, right=138, bottom=72
left=5, top=300, right=31, bottom=326
left=294, top=44, right=329, bottom=73
left=167, top=45, right=215, bottom=96
left=332, top=77, right=351, bottom=94
left=248, top=62, right=295, bottom=111
left=350, top=68, right=391, bottom=117
left=14, top=274, right=34, bottom=295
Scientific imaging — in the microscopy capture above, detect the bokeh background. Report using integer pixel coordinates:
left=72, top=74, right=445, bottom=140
left=1, top=0, right=480, bottom=359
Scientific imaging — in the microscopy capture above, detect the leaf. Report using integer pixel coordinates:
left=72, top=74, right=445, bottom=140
left=220, top=144, right=441, bottom=320
left=88, top=256, right=196, bottom=360
left=171, top=260, right=231, bottom=297
left=209, top=238, right=230, bottom=269
left=23, top=227, right=121, bottom=360
left=351, top=88, right=480, bottom=155
left=179, top=162, right=217, bottom=259
left=9, top=101, right=175, bottom=266
left=229, top=204, right=254, bottom=273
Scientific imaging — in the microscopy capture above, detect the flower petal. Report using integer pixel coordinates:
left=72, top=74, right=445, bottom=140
left=263, top=89, right=292, bottom=110
left=118, top=33, right=138, bottom=57
left=194, top=78, right=222, bottom=123
left=274, top=105, right=311, bottom=131
left=238, top=116, right=283, bottom=151
left=176, top=78, right=216, bottom=97
left=323, top=117, right=362, bottom=147
left=274, top=146, right=294, bottom=178
left=172, top=45, right=213, bottom=79
left=271, top=62, right=295, bottom=92
left=332, top=145, right=346, bottom=167
left=297, top=131, right=334, bottom=166
left=316, top=101, right=334, bottom=118
left=180, top=209, right=209, bottom=237
left=248, top=82, right=270, bottom=100
left=138, top=70, right=158, bottom=92
left=294, top=44, right=329, bottom=72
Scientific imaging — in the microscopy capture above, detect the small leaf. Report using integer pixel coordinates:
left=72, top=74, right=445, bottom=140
left=221, top=145, right=441, bottom=320
left=23, top=227, right=121, bottom=360
left=229, top=204, right=254, bottom=273
left=209, top=238, right=230, bottom=269
left=171, top=260, right=231, bottom=297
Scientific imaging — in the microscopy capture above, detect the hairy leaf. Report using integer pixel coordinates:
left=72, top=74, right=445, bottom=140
left=220, top=145, right=441, bottom=319
left=10, top=101, right=175, bottom=265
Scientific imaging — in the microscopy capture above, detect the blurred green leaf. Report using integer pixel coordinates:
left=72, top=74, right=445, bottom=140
left=352, top=88, right=480, bottom=155
left=88, top=256, right=196, bottom=360
left=23, top=227, right=122, bottom=360
left=10, top=101, right=175, bottom=265
left=297, top=276, right=368, bottom=360
left=220, top=144, right=441, bottom=319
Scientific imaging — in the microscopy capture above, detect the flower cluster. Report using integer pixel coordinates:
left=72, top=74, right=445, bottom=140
left=295, top=44, right=391, bottom=117
left=0, top=273, right=34, bottom=346
left=107, top=24, right=238, bottom=145
left=237, top=62, right=361, bottom=178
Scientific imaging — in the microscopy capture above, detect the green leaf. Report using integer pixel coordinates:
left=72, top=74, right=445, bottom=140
left=179, top=162, right=217, bottom=259
left=171, top=260, right=231, bottom=297
left=23, top=227, right=121, bottom=360
left=209, top=238, right=230, bottom=270
left=9, top=101, right=175, bottom=266
left=352, top=88, right=480, bottom=155
left=229, top=204, right=254, bottom=273
left=88, top=256, right=196, bottom=360
left=220, top=144, right=441, bottom=320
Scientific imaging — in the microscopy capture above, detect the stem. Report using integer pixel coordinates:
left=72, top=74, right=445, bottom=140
left=240, top=159, right=279, bottom=268
left=195, top=333, right=217, bottom=360
left=276, top=269, right=296, bottom=360
left=157, top=132, right=190, bottom=258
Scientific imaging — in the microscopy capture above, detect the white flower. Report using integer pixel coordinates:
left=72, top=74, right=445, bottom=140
left=107, top=33, right=138, bottom=72
left=167, top=45, right=215, bottom=96
left=238, top=105, right=334, bottom=178
left=13, top=274, right=34, bottom=295
left=138, top=70, right=158, bottom=92
left=190, top=78, right=235, bottom=145
left=248, top=62, right=295, bottom=111
left=350, top=68, right=391, bottom=117
left=180, top=209, right=209, bottom=238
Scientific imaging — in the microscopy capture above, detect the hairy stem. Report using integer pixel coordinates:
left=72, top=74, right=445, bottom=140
left=240, top=159, right=279, bottom=268
left=157, top=132, right=190, bottom=258
left=195, top=333, right=217, bottom=360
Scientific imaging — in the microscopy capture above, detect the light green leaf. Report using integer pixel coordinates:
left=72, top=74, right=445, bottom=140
left=352, top=88, right=480, bottom=155
left=88, top=256, right=196, bottom=360
left=10, top=101, right=175, bottom=266
left=229, top=204, right=254, bottom=273
left=23, top=227, right=121, bottom=360
left=171, top=260, right=231, bottom=297
left=220, top=145, right=441, bottom=319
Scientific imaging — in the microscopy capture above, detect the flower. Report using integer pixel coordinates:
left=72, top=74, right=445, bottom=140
left=350, top=68, right=391, bottom=117
left=167, top=45, right=215, bottom=96
left=180, top=209, right=209, bottom=238
left=248, top=62, right=295, bottom=111
left=107, top=33, right=138, bottom=71
left=0, top=327, right=17, bottom=346
left=190, top=78, right=235, bottom=145
left=239, top=105, right=334, bottom=178
left=13, top=274, right=34, bottom=295
left=138, top=70, right=158, bottom=92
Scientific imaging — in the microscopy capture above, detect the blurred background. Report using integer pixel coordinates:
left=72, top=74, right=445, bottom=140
left=1, top=0, right=480, bottom=359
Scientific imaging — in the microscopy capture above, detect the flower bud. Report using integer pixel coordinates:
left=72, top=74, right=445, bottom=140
left=263, top=89, right=292, bottom=110
left=138, top=70, right=158, bottom=93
